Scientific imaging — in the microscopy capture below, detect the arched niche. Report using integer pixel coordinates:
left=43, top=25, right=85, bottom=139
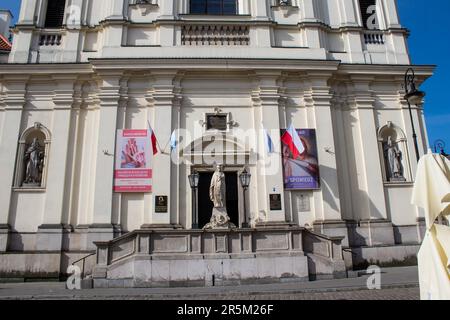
left=377, top=121, right=411, bottom=183
left=13, top=122, right=51, bottom=190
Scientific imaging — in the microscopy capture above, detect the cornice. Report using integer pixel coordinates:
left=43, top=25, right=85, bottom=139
left=0, top=63, right=93, bottom=75
left=89, top=58, right=341, bottom=72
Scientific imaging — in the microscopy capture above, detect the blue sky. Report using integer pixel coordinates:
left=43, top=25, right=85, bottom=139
left=2, top=0, right=449, bottom=151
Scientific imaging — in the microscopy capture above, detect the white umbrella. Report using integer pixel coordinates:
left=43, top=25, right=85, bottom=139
left=412, top=152, right=450, bottom=300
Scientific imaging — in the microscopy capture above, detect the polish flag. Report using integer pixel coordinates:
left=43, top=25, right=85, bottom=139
left=281, top=124, right=306, bottom=159
left=147, top=121, right=159, bottom=155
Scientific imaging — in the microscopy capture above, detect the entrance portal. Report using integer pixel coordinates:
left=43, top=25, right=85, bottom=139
left=198, top=171, right=239, bottom=228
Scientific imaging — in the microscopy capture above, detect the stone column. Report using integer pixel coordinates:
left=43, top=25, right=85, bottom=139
left=350, top=77, right=394, bottom=246
left=0, top=76, right=28, bottom=252
left=88, top=73, right=122, bottom=248
left=253, top=71, right=286, bottom=223
left=17, top=0, right=38, bottom=25
left=107, top=0, right=126, bottom=20
left=143, top=71, right=177, bottom=227
left=299, top=0, right=321, bottom=49
left=249, top=0, right=271, bottom=47
left=10, top=0, right=36, bottom=65
left=102, top=0, right=126, bottom=54
left=36, top=77, right=77, bottom=251
left=381, top=0, right=401, bottom=28
left=160, top=0, right=175, bottom=19
left=251, top=0, right=269, bottom=20
left=63, top=0, right=84, bottom=62
left=305, top=74, right=347, bottom=243
left=339, top=0, right=359, bottom=26
left=159, top=0, right=176, bottom=47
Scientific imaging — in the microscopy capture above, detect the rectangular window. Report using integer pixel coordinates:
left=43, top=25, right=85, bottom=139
left=190, top=0, right=237, bottom=15
left=44, top=0, right=66, bottom=28
left=359, top=0, right=376, bottom=29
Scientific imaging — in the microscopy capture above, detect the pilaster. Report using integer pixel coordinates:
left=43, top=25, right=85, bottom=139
left=305, top=74, right=342, bottom=223
left=251, top=0, right=270, bottom=21
left=253, top=71, right=286, bottom=223
left=36, top=77, right=77, bottom=250
left=146, top=71, right=178, bottom=225
left=381, top=0, right=401, bottom=29
left=88, top=72, right=122, bottom=246
left=339, top=0, right=359, bottom=27
left=0, top=77, right=28, bottom=252
left=350, top=77, right=389, bottom=223
left=107, top=0, right=126, bottom=20
left=17, top=0, right=38, bottom=25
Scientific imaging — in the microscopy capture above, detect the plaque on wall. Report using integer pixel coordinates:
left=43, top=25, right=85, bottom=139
left=270, top=194, right=282, bottom=211
left=206, top=114, right=228, bottom=131
left=297, top=194, right=311, bottom=212
left=155, top=196, right=168, bottom=213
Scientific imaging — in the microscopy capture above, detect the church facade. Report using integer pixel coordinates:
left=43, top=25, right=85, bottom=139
left=0, top=0, right=434, bottom=283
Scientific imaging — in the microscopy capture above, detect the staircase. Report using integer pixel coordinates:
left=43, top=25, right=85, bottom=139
left=91, top=226, right=347, bottom=288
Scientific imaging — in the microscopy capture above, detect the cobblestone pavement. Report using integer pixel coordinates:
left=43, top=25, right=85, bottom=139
left=216, top=287, right=420, bottom=300
left=0, top=267, right=420, bottom=300
left=0, top=286, right=420, bottom=300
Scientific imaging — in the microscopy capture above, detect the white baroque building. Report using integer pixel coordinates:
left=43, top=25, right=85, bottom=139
left=0, top=0, right=434, bottom=284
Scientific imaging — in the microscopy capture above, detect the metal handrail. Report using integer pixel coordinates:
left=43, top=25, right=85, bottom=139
left=72, top=252, right=96, bottom=279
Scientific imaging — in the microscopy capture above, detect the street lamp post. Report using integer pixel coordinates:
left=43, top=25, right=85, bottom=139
left=188, top=170, right=200, bottom=229
left=404, top=68, right=426, bottom=162
left=239, top=168, right=251, bottom=228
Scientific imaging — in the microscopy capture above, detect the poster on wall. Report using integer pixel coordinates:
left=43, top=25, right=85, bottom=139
left=114, top=129, right=152, bottom=193
left=281, top=128, right=320, bottom=190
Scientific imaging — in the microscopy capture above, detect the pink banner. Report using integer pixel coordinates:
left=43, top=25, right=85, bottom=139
left=114, top=129, right=153, bottom=193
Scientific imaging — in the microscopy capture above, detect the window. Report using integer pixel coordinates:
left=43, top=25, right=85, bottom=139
left=44, top=0, right=66, bottom=28
left=190, top=0, right=237, bottom=15
left=359, top=0, right=377, bottom=29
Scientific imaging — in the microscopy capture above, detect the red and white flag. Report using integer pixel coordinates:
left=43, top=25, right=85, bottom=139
left=147, top=121, right=159, bottom=155
left=281, top=124, right=305, bottom=158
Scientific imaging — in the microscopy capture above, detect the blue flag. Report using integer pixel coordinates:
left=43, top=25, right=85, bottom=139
left=263, top=126, right=275, bottom=154
left=170, top=131, right=178, bottom=152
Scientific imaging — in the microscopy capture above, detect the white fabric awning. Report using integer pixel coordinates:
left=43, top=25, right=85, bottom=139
left=412, top=153, right=450, bottom=229
left=412, top=153, right=450, bottom=300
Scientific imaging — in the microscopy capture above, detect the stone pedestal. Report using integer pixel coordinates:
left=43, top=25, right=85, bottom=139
left=203, top=207, right=236, bottom=230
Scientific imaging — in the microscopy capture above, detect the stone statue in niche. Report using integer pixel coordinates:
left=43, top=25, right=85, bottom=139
left=23, top=138, right=45, bottom=186
left=384, top=136, right=406, bottom=182
left=204, top=164, right=236, bottom=229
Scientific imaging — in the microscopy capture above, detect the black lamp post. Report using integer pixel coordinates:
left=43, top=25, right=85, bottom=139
left=188, top=170, right=200, bottom=229
left=239, top=168, right=251, bottom=228
left=404, top=68, right=426, bottom=162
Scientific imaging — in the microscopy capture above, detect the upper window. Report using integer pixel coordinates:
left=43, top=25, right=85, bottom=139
left=44, top=0, right=66, bottom=28
left=190, top=0, right=238, bottom=15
